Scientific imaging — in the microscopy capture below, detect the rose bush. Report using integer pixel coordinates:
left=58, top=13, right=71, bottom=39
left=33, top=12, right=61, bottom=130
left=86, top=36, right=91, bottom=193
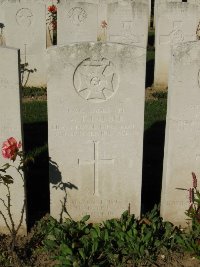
left=0, top=137, right=27, bottom=256
left=47, top=4, right=57, bottom=31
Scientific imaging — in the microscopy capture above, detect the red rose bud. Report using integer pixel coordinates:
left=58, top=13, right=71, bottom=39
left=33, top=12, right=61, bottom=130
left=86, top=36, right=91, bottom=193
left=189, top=188, right=194, bottom=203
left=101, top=20, right=107, bottom=29
left=196, top=207, right=200, bottom=223
left=192, top=172, right=197, bottom=189
left=48, top=5, right=57, bottom=13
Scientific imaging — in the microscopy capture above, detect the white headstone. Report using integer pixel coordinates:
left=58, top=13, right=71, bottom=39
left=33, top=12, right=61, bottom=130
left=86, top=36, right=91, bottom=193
left=0, top=0, right=6, bottom=45
left=57, top=0, right=148, bottom=47
left=3, top=0, right=47, bottom=87
left=47, top=42, right=146, bottom=222
left=107, top=0, right=148, bottom=47
left=0, top=47, right=25, bottom=234
left=161, top=41, right=200, bottom=226
left=57, top=0, right=99, bottom=44
left=154, top=1, right=199, bottom=88
left=154, top=0, right=183, bottom=28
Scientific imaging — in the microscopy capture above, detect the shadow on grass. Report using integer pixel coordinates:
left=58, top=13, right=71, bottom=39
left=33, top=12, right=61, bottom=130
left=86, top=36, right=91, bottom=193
left=23, top=122, right=50, bottom=231
left=146, top=58, right=155, bottom=88
left=141, top=121, right=166, bottom=215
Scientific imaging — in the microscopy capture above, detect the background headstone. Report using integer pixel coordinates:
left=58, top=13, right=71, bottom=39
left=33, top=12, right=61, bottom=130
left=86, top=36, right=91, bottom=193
left=154, top=1, right=199, bottom=89
left=0, top=47, right=25, bottom=233
left=0, top=0, right=6, bottom=45
left=161, top=41, right=200, bottom=226
left=57, top=0, right=99, bottom=44
left=47, top=42, right=146, bottom=222
left=107, top=0, right=148, bottom=47
left=3, top=0, right=46, bottom=87
left=57, top=0, right=148, bottom=47
left=154, top=0, right=183, bottom=28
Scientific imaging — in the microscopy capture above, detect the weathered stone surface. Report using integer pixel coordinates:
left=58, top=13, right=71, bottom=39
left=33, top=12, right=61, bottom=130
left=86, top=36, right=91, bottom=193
left=58, top=0, right=98, bottom=44
left=154, top=1, right=198, bottom=88
left=0, top=47, right=25, bottom=234
left=47, top=42, right=146, bottom=222
left=161, top=41, right=200, bottom=226
left=107, top=0, right=148, bottom=47
left=3, top=0, right=46, bottom=87
left=57, top=0, right=148, bottom=47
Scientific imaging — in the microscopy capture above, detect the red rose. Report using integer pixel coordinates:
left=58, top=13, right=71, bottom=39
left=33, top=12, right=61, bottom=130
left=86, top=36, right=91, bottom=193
left=2, top=137, right=21, bottom=161
left=48, top=5, right=57, bottom=14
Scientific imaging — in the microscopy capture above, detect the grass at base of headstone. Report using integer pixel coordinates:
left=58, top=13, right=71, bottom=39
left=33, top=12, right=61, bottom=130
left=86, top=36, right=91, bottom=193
left=142, top=98, right=167, bottom=213
left=22, top=100, right=49, bottom=228
left=0, top=206, right=198, bottom=267
left=144, top=99, right=167, bottom=130
left=22, top=86, right=47, bottom=98
left=22, top=100, right=47, bottom=124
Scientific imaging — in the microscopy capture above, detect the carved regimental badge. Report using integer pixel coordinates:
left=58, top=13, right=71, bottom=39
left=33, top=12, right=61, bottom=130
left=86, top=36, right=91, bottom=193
left=68, top=7, right=87, bottom=26
left=16, top=8, right=33, bottom=28
left=73, top=58, right=119, bottom=103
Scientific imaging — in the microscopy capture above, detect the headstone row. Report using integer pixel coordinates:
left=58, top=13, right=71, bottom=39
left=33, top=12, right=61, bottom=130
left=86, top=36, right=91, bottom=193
left=58, top=0, right=148, bottom=47
left=1, top=0, right=200, bottom=232
left=0, top=0, right=149, bottom=87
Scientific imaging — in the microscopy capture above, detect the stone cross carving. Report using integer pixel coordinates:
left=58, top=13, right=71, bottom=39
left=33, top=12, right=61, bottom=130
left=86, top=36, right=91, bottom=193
left=159, top=21, right=185, bottom=45
left=78, top=141, right=115, bottom=196
left=109, top=20, right=144, bottom=44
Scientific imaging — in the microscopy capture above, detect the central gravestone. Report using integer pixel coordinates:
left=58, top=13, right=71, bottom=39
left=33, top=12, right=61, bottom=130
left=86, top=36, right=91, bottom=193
left=47, top=42, right=145, bottom=222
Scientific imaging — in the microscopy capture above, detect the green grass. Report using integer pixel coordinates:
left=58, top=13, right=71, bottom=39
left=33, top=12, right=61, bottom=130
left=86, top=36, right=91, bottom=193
left=147, top=49, right=155, bottom=63
left=22, top=87, right=47, bottom=98
left=144, top=99, right=167, bottom=130
left=22, top=101, right=47, bottom=124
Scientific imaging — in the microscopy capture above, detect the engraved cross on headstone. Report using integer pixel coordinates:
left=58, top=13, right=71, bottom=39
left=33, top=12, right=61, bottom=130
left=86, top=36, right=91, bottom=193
left=78, top=141, right=115, bottom=196
left=109, top=20, right=144, bottom=44
left=159, top=21, right=184, bottom=45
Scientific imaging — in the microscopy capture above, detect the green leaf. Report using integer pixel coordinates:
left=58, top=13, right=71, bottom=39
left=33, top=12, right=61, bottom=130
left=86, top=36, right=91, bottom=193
left=78, top=248, right=85, bottom=261
left=143, top=231, right=152, bottom=243
left=92, top=240, right=98, bottom=253
left=2, top=175, right=13, bottom=184
left=81, top=215, right=90, bottom=222
left=43, top=239, right=57, bottom=250
left=104, top=229, right=109, bottom=241
left=60, top=244, right=73, bottom=256
left=46, top=234, right=56, bottom=241
left=2, top=163, right=10, bottom=170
